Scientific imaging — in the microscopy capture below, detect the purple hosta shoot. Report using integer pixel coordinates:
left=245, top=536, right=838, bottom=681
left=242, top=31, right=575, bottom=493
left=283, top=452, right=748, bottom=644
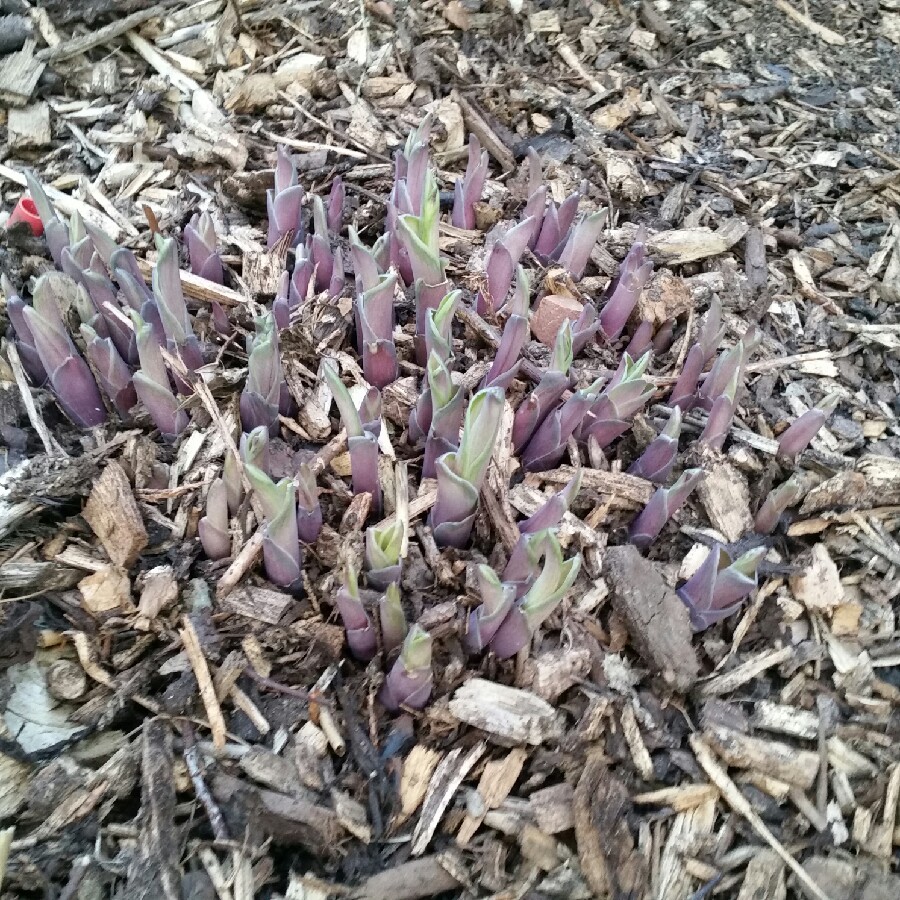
left=489, top=533, right=581, bottom=659
left=652, top=318, right=676, bottom=355
left=677, top=544, right=767, bottom=631
left=359, top=272, right=399, bottom=389
left=628, top=406, right=682, bottom=483
left=327, top=177, right=344, bottom=235
left=59, top=211, right=92, bottom=282
left=512, top=320, right=573, bottom=452
left=580, top=352, right=654, bottom=448
left=267, top=145, right=305, bottom=248
left=598, top=227, right=653, bottom=341
left=80, top=323, right=137, bottom=418
left=476, top=215, right=537, bottom=316
left=23, top=276, right=106, bottom=428
left=309, top=195, right=344, bottom=295
left=131, top=311, right=189, bottom=440
left=754, top=476, right=804, bottom=535
left=669, top=345, right=706, bottom=411
left=349, top=226, right=384, bottom=296
left=77, top=263, right=138, bottom=366
left=629, top=468, right=704, bottom=550
left=624, top=320, right=654, bottom=362
left=323, top=363, right=383, bottom=512
left=289, top=248, right=314, bottom=311
left=185, top=211, right=224, bottom=284
left=463, top=565, right=515, bottom=654
left=571, top=301, right=601, bottom=356
left=408, top=290, right=460, bottom=445
left=24, top=171, right=68, bottom=266
left=777, top=392, right=840, bottom=460
left=698, top=339, right=743, bottom=411
left=452, top=134, right=489, bottom=230
left=521, top=377, right=605, bottom=472
left=245, top=461, right=302, bottom=590
left=335, top=563, right=376, bottom=661
left=421, top=351, right=465, bottom=479
left=4, top=275, right=47, bottom=384
left=504, top=471, right=583, bottom=597
left=395, top=173, right=448, bottom=361
left=199, top=478, right=230, bottom=560
left=241, top=313, right=288, bottom=435
left=379, top=583, right=407, bottom=654
left=481, top=266, right=530, bottom=390
left=296, top=462, right=323, bottom=544
left=698, top=367, right=739, bottom=452
left=152, top=237, right=204, bottom=372
left=366, top=519, right=404, bottom=591
left=430, top=386, right=505, bottom=548
left=557, top=209, right=608, bottom=281
left=223, top=425, right=269, bottom=514
left=379, top=624, right=433, bottom=711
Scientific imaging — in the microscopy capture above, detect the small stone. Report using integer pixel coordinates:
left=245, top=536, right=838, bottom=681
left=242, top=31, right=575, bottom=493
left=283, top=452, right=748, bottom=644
left=531, top=293, right=583, bottom=346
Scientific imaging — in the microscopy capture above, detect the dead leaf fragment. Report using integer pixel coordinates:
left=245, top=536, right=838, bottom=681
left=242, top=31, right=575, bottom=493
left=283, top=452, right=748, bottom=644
left=789, top=543, right=844, bottom=612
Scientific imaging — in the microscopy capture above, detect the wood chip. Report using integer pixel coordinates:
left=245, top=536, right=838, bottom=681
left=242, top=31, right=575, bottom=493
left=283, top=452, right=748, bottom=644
left=457, top=748, right=527, bottom=846
left=180, top=615, right=227, bottom=751
left=82, top=461, right=148, bottom=568
left=604, top=545, right=700, bottom=691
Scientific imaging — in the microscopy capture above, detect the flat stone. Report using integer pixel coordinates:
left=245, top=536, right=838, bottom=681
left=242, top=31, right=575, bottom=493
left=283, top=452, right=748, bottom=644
left=531, top=293, right=583, bottom=347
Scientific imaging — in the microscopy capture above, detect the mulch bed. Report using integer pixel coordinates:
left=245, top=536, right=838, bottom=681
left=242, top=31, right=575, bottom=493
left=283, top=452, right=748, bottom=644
left=1, top=1, right=900, bottom=898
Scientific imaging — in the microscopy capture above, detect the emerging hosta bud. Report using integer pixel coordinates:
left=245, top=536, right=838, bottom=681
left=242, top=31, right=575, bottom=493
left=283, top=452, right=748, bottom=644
left=557, top=209, right=607, bottom=281
left=476, top=215, right=536, bottom=316
left=24, top=276, right=106, bottom=428
left=629, top=468, right=704, bottom=550
left=430, top=386, right=505, bottom=548
left=698, top=368, right=739, bottom=452
left=185, top=211, right=224, bottom=284
left=199, top=478, right=230, bottom=560
left=378, top=582, right=407, bottom=654
left=572, top=300, right=600, bottom=356
left=451, top=134, right=489, bottom=230
left=624, top=320, right=654, bottom=362
left=463, top=565, right=515, bottom=654
left=366, top=519, right=404, bottom=591
left=598, top=227, right=653, bottom=341
left=24, top=171, right=68, bottom=266
left=152, top=237, right=203, bottom=372
left=628, top=406, right=682, bottom=483
left=421, top=351, right=465, bottom=479
left=324, top=363, right=382, bottom=512
left=424, top=289, right=459, bottom=365
left=512, top=320, right=573, bottom=451
left=327, top=177, right=345, bottom=234
left=81, top=323, right=137, bottom=418
left=489, top=534, right=581, bottom=659
left=395, top=173, right=449, bottom=362
left=504, top=471, right=582, bottom=596
left=521, top=377, right=605, bottom=472
left=669, top=344, right=705, bottom=411
left=245, top=462, right=302, bottom=590
left=296, top=462, right=322, bottom=543
left=241, top=313, right=288, bottom=435
left=309, top=194, right=344, bottom=295
left=755, top=475, right=804, bottom=535
left=579, top=352, right=654, bottom=448
left=223, top=425, right=269, bottom=515
left=379, top=624, right=433, bottom=710
left=677, top=545, right=766, bottom=631
left=131, top=311, right=188, bottom=440
left=4, top=276, right=47, bottom=384
left=777, top=392, right=840, bottom=460
left=335, top=563, right=376, bottom=661
left=267, top=145, right=305, bottom=248
left=481, top=266, right=529, bottom=390
left=358, top=272, right=399, bottom=389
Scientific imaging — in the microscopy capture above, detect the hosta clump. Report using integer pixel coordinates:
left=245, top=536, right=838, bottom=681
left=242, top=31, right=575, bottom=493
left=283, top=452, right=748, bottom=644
left=8, top=119, right=840, bottom=716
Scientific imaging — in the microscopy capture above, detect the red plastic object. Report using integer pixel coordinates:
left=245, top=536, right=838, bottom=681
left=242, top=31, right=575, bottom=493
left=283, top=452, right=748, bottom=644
left=7, top=196, right=43, bottom=236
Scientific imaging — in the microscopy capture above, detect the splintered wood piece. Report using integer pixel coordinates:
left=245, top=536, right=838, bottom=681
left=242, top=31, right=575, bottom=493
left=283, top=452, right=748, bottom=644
left=736, top=850, right=786, bottom=900
left=457, top=748, right=528, bottom=846
left=136, top=257, right=247, bottom=307
left=82, top=461, right=148, bottom=568
left=451, top=90, right=515, bottom=171
left=632, top=783, right=719, bottom=811
left=0, top=39, right=44, bottom=107
left=789, top=543, right=845, bottom=612
left=8, top=102, right=50, bottom=149
left=137, top=565, right=179, bottom=622
left=699, top=646, right=794, bottom=697
left=529, top=466, right=653, bottom=506
left=523, top=647, right=591, bottom=702
left=604, top=545, right=700, bottom=692
left=448, top=679, right=563, bottom=745
left=78, top=566, right=132, bottom=615
left=219, top=585, right=295, bottom=625
left=703, top=724, right=818, bottom=790
left=695, top=455, right=753, bottom=542
left=410, top=742, right=486, bottom=856
left=353, top=856, right=461, bottom=900
left=399, top=745, right=443, bottom=824
left=180, top=616, right=227, bottom=750
left=657, top=795, right=717, bottom=898
left=689, top=735, right=835, bottom=900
